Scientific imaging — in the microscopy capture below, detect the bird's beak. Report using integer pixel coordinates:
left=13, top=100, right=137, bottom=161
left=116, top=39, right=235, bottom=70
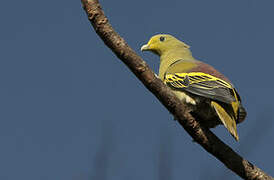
left=141, top=44, right=150, bottom=51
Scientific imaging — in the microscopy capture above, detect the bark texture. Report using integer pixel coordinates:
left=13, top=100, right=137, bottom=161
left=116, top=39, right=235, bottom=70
left=81, top=0, right=273, bottom=179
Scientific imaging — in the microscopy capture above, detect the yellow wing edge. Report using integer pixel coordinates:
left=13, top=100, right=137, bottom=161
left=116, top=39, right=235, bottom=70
left=165, top=72, right=232, bottom=89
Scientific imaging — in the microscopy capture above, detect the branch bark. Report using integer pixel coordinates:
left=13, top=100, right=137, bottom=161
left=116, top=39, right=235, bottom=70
left=81, top=0, right=273, bottom=179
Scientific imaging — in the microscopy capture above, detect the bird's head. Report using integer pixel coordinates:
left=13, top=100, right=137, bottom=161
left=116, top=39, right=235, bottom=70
left=141, top=34, right=190, bottom=56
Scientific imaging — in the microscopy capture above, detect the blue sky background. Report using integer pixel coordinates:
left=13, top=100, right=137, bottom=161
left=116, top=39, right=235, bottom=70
left=0, top=0, right=273, bottom=179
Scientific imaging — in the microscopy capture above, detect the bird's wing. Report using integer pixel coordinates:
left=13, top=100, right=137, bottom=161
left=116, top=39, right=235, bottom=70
left=164, top=72, right=239, bottom=105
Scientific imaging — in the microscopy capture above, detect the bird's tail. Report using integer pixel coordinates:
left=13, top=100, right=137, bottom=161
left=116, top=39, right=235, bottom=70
left=211, top=101, right=239, bottom=141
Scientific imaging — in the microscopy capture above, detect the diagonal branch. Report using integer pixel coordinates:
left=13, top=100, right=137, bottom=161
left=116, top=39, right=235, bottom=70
left=81, top=0, right=273, bottom=179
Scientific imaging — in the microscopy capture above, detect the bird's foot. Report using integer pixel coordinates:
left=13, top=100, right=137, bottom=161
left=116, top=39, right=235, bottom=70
left=173, top=115, right=178, bottom=121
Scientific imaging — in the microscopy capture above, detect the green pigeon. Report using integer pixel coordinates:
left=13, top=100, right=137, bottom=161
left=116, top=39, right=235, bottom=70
left=141, top=34, right=246, bottom=141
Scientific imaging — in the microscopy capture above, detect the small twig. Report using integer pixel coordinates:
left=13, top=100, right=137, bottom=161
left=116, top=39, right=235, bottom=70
left=81, top=0, right=273, bottom=179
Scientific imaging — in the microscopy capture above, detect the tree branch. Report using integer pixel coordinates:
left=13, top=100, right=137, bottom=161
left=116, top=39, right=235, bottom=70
left=81, top=0, right=273, bottom=179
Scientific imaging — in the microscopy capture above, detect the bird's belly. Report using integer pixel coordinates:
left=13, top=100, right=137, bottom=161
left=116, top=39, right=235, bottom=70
left=173, top=90, right=221, bottom=128
left=173, top=90, right=196, bottom=105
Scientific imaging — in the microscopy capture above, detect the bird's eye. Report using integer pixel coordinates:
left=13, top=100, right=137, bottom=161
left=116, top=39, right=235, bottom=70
left=159, top=36, right=165, bottom=42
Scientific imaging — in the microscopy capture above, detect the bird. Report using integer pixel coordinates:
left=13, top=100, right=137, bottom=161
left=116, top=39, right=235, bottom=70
left=141, top=34, right=246, bottom=141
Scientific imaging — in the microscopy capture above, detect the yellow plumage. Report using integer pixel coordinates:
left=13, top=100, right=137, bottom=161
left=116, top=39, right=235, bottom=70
left=141, top=34, right=246, bottom=141
left=211, top=101, right=238, bottom=141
